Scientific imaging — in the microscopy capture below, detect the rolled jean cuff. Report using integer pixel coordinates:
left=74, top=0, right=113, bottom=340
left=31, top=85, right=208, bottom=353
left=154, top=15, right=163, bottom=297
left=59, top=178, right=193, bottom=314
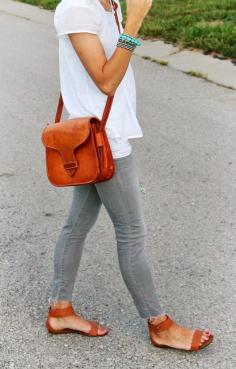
left=140, top=310, right=167, bottom=320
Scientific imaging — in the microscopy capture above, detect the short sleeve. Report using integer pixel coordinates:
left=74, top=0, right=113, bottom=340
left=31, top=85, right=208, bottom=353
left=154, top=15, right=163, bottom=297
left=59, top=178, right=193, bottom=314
left=54, top=2, right=102, bottom=37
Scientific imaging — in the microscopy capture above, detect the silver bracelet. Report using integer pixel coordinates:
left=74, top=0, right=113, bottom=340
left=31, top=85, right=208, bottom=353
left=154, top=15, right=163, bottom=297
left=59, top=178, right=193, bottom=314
left=117, top=40, right=136, bottom=52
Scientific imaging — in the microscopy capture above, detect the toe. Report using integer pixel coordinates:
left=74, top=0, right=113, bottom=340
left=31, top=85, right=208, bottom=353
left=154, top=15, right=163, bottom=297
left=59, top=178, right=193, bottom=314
left=201, top=332, right=210, bottom=343
left=98, top=325, right=109, bottom=335
left=204, top=329, right=212, bottom=338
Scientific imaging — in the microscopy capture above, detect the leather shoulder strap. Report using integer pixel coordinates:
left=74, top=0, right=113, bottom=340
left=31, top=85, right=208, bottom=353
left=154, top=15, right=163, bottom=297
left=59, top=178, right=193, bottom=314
left=54, top=0, right=121, bottom=125
left=55, top=93, right=63, bottom=123
left=111, top=0, right=121, bottom=33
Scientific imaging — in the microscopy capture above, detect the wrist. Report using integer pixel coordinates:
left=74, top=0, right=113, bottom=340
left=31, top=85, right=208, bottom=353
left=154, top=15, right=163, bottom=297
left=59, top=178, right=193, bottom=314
left=124, top=19, right=142, bottom=38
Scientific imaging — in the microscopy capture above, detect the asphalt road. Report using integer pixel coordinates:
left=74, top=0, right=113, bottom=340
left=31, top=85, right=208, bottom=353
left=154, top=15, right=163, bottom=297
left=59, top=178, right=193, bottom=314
left=0, top=2, right=236, bottom=369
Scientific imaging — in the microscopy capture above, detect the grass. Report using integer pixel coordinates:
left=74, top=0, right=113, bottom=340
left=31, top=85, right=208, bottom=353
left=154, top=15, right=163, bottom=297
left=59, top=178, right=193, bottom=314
left=186, top=70, right=208, bottom=79
left=17, top=0, right=58, bottom=9
left=158, top=60, right=169, bottom=66
left=142, top=56, right=169, bottom=66
left=17, top=0, right=236, bottom=59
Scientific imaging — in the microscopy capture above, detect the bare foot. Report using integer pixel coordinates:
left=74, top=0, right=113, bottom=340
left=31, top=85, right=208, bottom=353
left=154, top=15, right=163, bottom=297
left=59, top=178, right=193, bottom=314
left=48, top=302, right=109, bottom=336
left=148, top=315, right=213, bottom=351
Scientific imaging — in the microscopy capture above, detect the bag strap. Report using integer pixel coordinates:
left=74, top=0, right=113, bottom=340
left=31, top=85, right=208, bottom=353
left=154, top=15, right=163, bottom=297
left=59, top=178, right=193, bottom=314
left=54, top=0, right=121, bottom=128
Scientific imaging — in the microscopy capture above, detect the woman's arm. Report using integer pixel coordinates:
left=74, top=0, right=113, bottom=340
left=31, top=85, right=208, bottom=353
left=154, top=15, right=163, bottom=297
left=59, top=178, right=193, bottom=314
left=68, top=0, right=152, bottom=96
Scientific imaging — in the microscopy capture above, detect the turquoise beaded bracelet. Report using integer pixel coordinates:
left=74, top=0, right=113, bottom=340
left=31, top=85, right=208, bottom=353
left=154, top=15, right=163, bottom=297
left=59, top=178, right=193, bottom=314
left=118, top=33, right=141, bottom=46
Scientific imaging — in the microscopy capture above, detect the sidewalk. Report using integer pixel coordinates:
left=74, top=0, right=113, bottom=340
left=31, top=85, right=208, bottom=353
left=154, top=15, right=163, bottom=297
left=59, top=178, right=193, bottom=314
left=1, top=0, right=236, bottom=90
left=135, top=40, right=236, bottom=90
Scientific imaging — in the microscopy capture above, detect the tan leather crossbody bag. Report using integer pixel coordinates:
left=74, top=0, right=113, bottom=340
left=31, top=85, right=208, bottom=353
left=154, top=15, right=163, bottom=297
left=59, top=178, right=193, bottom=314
left=41, top=0, right=121, bottom=187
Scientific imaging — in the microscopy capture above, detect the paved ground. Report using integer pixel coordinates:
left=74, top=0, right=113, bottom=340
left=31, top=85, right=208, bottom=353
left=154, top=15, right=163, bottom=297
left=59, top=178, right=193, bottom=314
left=0, top=1, right=236, bottom=369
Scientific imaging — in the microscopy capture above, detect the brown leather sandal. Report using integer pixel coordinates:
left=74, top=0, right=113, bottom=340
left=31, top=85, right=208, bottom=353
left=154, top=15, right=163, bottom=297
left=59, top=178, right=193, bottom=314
left=45, top=305, right=109, bottom=337
left=148, top=315, right=214, bottom=351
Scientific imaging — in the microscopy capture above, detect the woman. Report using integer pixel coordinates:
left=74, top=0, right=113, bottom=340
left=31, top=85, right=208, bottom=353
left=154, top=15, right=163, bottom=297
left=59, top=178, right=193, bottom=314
left=45, top=0, right=214, bottom=352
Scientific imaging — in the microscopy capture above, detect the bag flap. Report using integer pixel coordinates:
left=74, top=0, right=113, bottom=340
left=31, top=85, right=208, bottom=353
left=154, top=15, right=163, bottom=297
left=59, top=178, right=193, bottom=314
left=41, top=117, right=91, bottom=150
left=41, top=117, right=93, bottom=177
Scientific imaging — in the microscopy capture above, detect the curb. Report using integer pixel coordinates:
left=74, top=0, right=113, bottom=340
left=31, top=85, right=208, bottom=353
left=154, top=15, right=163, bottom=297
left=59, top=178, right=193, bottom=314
left=134, top=40, right=236, bottom=90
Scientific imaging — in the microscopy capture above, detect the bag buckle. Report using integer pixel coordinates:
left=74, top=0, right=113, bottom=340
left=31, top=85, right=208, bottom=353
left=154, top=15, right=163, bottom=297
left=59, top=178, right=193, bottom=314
left=64, top=162, right=78, bottom=177
left=64, top=162, right=78, bottom=170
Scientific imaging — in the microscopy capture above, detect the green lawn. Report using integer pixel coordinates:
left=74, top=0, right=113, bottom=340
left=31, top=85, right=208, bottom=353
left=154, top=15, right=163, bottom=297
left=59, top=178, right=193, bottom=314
left=18, top=0, right=236, bottom=59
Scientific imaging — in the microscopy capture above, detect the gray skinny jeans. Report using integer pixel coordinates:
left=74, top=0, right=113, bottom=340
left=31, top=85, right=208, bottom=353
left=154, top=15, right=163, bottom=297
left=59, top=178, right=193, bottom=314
left=48, top=152, right=165, bottom=319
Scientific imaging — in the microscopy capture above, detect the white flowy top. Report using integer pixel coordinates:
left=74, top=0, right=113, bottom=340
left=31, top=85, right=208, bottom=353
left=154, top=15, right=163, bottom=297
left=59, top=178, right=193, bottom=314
left=54, top=0, right=143, bottom=158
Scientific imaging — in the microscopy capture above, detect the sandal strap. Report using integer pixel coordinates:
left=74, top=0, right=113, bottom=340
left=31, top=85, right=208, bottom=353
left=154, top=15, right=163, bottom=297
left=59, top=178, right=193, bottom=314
left=191, top=329, right=203, bottom=351
left=148, top=314, right=174, bottom=333
left=88, top=320, right=99, bottom=336
left=48, top=305, right=76, bottom=318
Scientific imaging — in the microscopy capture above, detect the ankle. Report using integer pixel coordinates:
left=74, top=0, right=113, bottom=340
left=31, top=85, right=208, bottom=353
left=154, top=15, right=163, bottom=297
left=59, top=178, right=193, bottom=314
left=148, top=314, right=167, bottom=325
left=50, top=300, right=72, bottom=309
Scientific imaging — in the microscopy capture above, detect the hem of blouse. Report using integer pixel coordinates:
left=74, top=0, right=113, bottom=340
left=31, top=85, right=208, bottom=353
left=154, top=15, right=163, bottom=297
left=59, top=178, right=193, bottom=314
left=112, top=148, right=132, bottom=160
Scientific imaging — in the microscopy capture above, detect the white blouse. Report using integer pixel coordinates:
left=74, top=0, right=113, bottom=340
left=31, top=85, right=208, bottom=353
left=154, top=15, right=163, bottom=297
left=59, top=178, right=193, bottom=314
left=54, top=0, right=143, bottom=158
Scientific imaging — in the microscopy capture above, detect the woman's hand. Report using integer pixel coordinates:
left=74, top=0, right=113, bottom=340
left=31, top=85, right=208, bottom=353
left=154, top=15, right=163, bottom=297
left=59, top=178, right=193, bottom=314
left=125, top=0, right=153, bottom=37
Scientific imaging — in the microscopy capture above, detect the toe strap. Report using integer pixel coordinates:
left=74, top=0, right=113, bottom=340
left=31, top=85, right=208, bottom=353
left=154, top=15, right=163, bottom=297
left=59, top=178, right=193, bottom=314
left=88, top=321, right=100, bottom=336
left=191, top=329, right=204, bottom=351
